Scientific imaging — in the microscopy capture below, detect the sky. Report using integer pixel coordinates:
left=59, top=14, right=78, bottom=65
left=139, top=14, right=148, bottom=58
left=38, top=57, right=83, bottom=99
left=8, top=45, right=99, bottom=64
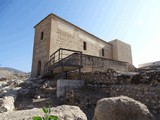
left=0, top=0, right=160, bottom=72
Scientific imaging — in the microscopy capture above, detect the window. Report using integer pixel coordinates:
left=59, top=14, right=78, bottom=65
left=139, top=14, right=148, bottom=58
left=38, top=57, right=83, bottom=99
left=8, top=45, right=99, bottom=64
left=102, top=48, right=104, bottom=57
left=83, top=41, right=87, bottom=50
left=40, top=32, right=44, bottom=40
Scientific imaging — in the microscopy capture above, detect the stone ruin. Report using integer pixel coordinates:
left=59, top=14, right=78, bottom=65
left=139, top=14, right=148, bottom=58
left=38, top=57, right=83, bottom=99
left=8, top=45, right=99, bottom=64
left=0, top=69, right=156, bottom=120
left=59, top=66, right=160, bottom=120
left=1, top=64, right=160, bottom=119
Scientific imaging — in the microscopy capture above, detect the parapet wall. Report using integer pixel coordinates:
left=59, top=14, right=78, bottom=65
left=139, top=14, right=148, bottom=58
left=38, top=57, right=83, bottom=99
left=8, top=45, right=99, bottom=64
left=110, top=85, right=160, bottom=115
left=81, top=54, right=128, bottom=72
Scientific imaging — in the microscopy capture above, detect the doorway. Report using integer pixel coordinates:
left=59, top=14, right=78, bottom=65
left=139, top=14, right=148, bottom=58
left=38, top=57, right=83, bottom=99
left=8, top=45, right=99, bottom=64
left=37, top=60, right=41, bottom=76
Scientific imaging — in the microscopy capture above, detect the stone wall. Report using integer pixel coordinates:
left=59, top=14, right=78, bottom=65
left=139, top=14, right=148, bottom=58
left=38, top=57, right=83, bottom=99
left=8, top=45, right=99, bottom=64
left=80, top=70, right=117, bottom=84
left=31, top=16, right=51, bottom=77
left=110, top=85, right=160, bottom=115
left=50, top=18, right=113, bottom=59
left=81, top=54, right=128, bottom=72
left=68, top=69, right=122, bottom=84
left=57, top=79, right=84, bottom=98
left=109, top=39, right=132, bottom=64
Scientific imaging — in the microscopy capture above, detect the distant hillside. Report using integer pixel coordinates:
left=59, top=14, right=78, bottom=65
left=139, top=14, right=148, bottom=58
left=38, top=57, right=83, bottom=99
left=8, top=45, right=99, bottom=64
left=0, top=67, right=26, bottom=73
left=0, top=67, right=30, bottom=80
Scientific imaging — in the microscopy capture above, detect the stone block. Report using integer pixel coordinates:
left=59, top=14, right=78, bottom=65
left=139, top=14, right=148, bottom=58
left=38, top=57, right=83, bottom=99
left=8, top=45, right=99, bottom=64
left=57, top=79, right=84, bottom=98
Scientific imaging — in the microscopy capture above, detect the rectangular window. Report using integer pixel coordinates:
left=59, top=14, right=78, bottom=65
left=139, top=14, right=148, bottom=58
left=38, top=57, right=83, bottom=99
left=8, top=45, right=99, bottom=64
left=83, top=41, right=87, bottom=50
left=41, top=32, right=44, bottom=40
left=102, top=48, right=104, bottom=57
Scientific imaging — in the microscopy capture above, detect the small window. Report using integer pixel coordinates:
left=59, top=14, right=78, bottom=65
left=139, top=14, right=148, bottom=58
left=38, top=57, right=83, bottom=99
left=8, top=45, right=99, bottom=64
left=41, top=32, right=44, bottom=40
left=83, top=41, right=87, bottom=50
left=102, top=48, right=104, bottom=57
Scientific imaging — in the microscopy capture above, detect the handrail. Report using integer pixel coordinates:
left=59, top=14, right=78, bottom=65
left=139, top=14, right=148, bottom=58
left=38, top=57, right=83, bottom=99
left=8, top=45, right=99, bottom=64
left=44, top=48, right=82, bottom=76
left=50, top=48, right=61, bottom=59
left=58, top=48, right=82, bottom=53
left=58, top=52, right=78, bottom=62
left=50, top=48, right=82, bottom=59
left=50, top=48, right=80, bottom=62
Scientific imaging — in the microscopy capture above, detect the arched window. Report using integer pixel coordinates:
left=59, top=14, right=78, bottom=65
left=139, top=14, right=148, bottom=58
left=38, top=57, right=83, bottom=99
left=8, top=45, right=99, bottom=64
left=37, top=60, right=41, bottom=76
left=40, top=32, right=44, bottom=40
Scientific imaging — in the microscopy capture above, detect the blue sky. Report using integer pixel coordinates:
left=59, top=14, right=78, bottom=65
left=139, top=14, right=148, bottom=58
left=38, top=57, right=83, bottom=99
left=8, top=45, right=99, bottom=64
left=0, top=0, right=160, bottom=72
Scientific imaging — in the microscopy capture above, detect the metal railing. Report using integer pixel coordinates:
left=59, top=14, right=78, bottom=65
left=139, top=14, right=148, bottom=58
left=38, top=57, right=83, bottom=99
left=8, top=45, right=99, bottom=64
left=44, top=48, right=82, bottom=76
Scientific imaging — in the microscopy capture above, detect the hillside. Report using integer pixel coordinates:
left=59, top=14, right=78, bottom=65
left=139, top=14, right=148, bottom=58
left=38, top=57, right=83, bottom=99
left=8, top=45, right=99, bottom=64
left=0, top=67, right=29, bottom=80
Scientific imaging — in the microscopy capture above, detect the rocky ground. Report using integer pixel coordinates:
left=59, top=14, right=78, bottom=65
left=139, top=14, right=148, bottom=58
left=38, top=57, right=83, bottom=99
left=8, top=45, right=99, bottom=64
left=0, top=67, right=159, bottom=120
left=60, top=85, right=111, bottom=120
left=15, top=78, right=59, bottom=110
left=0, top=67, right=29, bottom=113
left=0, top=105, right=87, bottom=120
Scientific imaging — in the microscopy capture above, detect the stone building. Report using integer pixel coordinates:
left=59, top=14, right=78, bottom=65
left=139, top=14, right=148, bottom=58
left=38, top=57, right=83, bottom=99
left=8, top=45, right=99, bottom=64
left=139, top=61, right=160, bottom=68
left=31, top=13, right=132, bottom=77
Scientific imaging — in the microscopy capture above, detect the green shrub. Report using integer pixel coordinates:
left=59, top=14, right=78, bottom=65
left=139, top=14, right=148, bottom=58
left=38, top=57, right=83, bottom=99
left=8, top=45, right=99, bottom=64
left=32, top=107, right=58, bottom=120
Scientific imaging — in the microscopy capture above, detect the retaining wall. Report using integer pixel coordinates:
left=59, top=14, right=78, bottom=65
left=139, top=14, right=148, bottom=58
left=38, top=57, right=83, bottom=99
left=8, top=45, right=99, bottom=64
left=56, top=79, right=84, bottom=98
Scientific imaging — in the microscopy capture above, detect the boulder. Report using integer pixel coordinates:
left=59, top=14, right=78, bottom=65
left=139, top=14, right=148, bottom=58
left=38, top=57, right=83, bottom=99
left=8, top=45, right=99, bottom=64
left=93, top=96, right=153, bottom=120
left=0, top=105, right=87, bottom=120
left=1, top=96, right=15, bottom=113
left=0, top=87, right=20, bottom=113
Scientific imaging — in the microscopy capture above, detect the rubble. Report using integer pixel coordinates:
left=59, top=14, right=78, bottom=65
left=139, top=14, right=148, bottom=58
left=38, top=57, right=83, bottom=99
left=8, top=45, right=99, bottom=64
left=57, top=67, right=160, bottom=119
left=71, top=69, right=118, bottom=84
left=0, top=68, right=30, bottom=113
left=0, top=87, right=21, bottom=113
left=0, top=65, right=160, bottom=119
left=110, top=84, right=160, bottom=117
left=60, top=86, right=111, bottom=120
left=69, top=68, right=160, bottom=87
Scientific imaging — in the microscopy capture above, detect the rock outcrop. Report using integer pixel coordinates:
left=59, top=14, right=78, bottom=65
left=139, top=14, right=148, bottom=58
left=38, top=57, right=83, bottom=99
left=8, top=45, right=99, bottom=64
left=0, top=79, right=22, bottom=113
left=0, top=67, right=29, bottom=113
left=93, top=96, right=154, bottom=120
left=0, top=105, right=87, bottom=120
left=0, top=87, right=20, bottom=113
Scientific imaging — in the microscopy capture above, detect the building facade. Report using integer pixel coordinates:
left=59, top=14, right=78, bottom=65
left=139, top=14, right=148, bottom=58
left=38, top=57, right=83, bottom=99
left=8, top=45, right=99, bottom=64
left=139, top=61, right=160, bottom=68
left=31, top=13, right=132, bottom=77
